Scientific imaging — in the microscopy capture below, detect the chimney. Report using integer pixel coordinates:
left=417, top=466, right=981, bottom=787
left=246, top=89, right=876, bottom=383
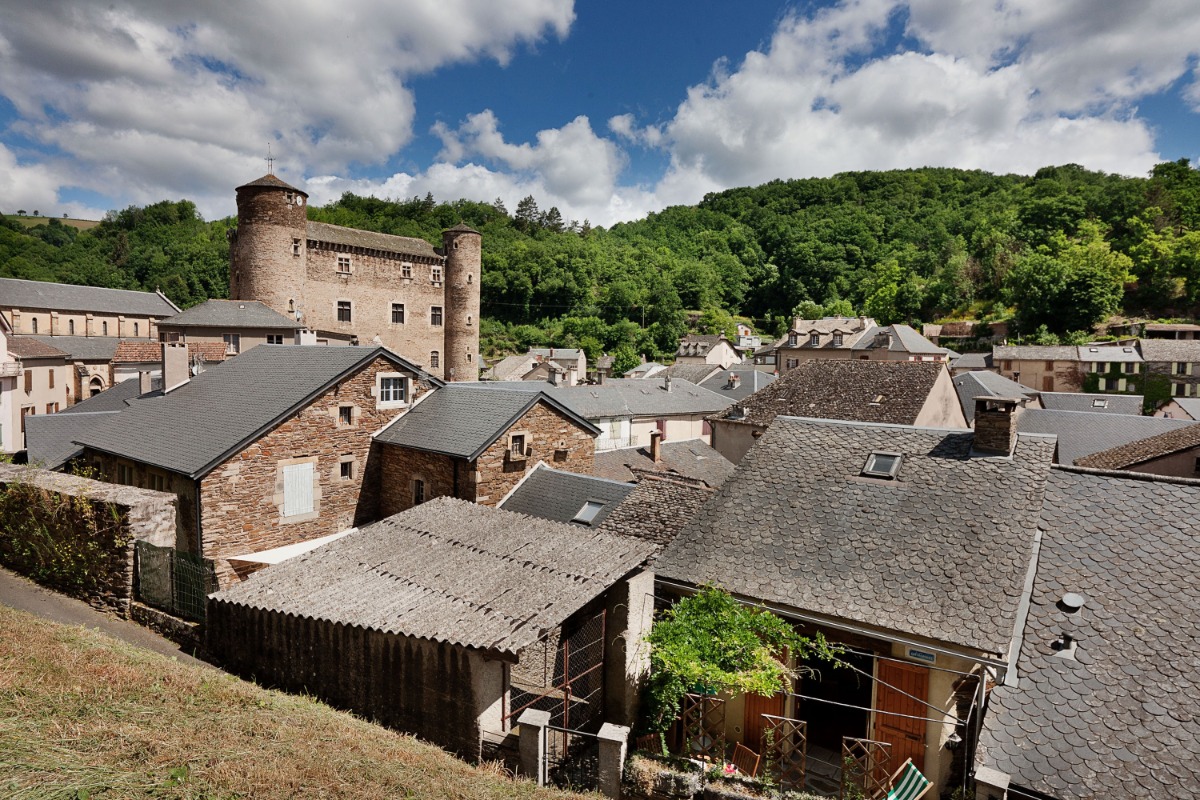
left=162, top=342, right=190, bottom=393
left=596, top=369, right=605, bottom=385
left=138, top=370, right=153, bottom=396
left=727, top=372, right=741, bottom=389
left=973, top=397, right=1026, bottom=456
left=566, top=365, right=578, bottom=386
left=296, top=329, right=317, bottom=345
left=548, top=366, right=560, bottom=386
left=650, top=430, right=663, bottom=463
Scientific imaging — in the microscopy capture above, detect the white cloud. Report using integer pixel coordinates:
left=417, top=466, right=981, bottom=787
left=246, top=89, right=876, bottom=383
left=0, top=143, right=61, bottom=213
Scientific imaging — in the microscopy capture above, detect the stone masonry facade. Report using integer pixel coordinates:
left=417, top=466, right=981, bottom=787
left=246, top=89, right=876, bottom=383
left=378, top=401, right=597, bottom=516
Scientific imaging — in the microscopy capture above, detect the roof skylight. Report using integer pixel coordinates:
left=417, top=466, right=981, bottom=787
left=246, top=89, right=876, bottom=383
left=861, top=451, right=903, bottom=479
left=573, top=500, right=606, bottom=525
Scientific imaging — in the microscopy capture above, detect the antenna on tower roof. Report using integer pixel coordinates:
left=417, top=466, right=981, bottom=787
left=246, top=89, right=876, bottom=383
left=266, top=143, right=274, bottom=175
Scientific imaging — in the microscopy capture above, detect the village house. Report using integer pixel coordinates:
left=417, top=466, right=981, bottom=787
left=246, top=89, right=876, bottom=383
left=372, top=384, right=599, bottom=514
left=674, top=334, right=742, bottom=369
left=74, top=344, right=441, bottom=587
left=1071, top=424, right=1200, bottom=478
left=5, top=336, right=70, bottom=453
left=708, top=359, right=967, bottom=463
left=0, top=277, right=179, bottom=339
left=1141, top=321, right=1200, bottom=339
left=25, top=335, right=126, bottom=401
left=1157, top=396, right=1200, bottom=419
left=658, top=363, right=777, bottom=403
left=769, top=317, right=948, bottom=372
left=623, top=361, right=667, bottom=379
left=993, top=345, right=1086, bottom=393
left=0, top=314, right=20, bottom=453
left=653, top=405, right=1056, bottom=797
left=206, top=497, right=656, bottom=762
left=486, top=348, right=587, bottom=385
left=156, top=298, right=302, bottom=353
left=1138, top=338, right=1200, bottom=399
left=948, top=352, right=993, bottom=375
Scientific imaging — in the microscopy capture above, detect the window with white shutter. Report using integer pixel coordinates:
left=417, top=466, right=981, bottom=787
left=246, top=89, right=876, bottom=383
left=282, top=462, right=314, bottom=517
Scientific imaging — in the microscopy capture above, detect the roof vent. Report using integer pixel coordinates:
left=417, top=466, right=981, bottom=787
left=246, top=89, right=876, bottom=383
left=238, top=303, right=245, bottom=309
left=1058, top=592, right=1087, bottom=614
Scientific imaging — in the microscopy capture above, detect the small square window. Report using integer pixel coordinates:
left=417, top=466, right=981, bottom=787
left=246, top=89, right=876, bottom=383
left=337, top=255, right=352, bottom=274
left=293, top=239, right=302, bottom=257
left=401, top=262, right=413, bottom=279
left=338, top=406, right=353, bottom=426
left=573, top=500, right=606, bottom=526
left=862, top=451, right=902, bottom=479
left=337, top=301, right=352, bottom=323
left=430, top=306, right=443, bottom=326
left=380, top=376, right=407, bottom=404
left=510, top=433, right=526, bottom=457
left=391, top=303, right=405, bottom=324
left=339, top=459, right=354, bottom=480
left=223, top=333, right=241, bottom=354
left=1091, top=398, right=1108, bottom=408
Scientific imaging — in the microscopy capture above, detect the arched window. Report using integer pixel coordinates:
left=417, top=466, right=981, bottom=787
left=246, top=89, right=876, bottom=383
left=31, top=318, right=38, bottom=334
left=89, top=376, right=104, bottom=397
left=68, top=319, right=75, bottom=334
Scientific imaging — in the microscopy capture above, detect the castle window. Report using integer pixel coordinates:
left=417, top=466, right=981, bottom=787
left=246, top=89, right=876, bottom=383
left=466, top=314, right=473, bottom=326
left=430, top=351, right=440, bottom=369
left=134, top=322, right=140, bottom=336
left=285, top=191, right=295, bottom=204
left=337, top=255, right=352, bottom=274
left=339, top=456, right=355, bottom=481
left=467, top=273, right=473, bottom=284
left=432, top=265, right=443, bottom=284
left=412, top=479, right=425, bottom=506
left=430, top=306, right=443, bottom=326
left=391, top=303, right=405, bottom=324
left=293, top=239, right=301, bottom=256
left=401, top=262, right=413, bottom=279
left=467, top=352, right=473, bottom=363
left=31, top=318, right=37, bottom=334
left=48, top=369, right=55, bottom=389
left=337, top=301, right=352, bottom=323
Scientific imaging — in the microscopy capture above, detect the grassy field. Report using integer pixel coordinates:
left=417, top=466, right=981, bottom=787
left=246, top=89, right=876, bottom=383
left=0, top=606, right=583, bottom=799
left=3, top=215, right=100, bottom=230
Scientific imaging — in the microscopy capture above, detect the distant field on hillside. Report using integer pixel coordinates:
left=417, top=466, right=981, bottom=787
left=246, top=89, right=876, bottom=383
left=4, top=214, right=100, bottom=230
left=0, top=606, right=579, bottom=800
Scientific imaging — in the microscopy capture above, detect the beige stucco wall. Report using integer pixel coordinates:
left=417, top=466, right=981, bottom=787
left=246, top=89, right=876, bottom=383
left=915, top=370, right=970, bottom=429
left=710, top=419, right=763, bottom=464
left=5, top=308, right=161, bottom=339
left=159, top=325, right=295, bottom=353
left=1120, top=448, right=1200, bottom=479
left=997, top=359, right=1083, bottom=393
left=630, top=415, right=713, bottom=448
left=11, top=358, right=70, bottom=450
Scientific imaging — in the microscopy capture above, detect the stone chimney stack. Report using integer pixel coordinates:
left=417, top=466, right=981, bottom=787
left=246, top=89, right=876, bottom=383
left=162, top=343, right=190, bottom=393
left=974, top=397, right=1026, bottom=456
left=650, top=430, right=663, bottom=463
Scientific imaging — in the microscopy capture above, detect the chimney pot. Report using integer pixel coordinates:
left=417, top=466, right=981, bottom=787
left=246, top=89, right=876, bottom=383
left=973, top=396, right=1026, bottom=456
left=650, top=430, right=663, bottom=463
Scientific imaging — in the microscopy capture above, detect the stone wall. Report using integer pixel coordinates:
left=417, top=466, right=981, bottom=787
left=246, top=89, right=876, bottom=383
left=87, top=453, right=201, bottom=553
left=205, top=600, right=501, bottom=761
left=0, top=464, right=177, bottom=614
left=473, top=402, right=596, bottom=505
left=377, top=445, right=458, bottom=517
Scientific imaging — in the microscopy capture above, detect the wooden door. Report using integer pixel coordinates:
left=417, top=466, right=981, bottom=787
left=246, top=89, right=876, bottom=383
left=743, top=692, right=785, bottom=751
left=874, top=660, right=928, bottom=772
left=1042, top=375, right=1054, bottom=391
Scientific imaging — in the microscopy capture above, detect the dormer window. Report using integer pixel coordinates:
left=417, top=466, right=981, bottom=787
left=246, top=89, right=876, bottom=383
left=788, top=334, right=798, bottom=347
left=810, top=333, right=820, bottom=346
left=573, top=500, right=606, bottom=526
left=833, top=332, right=843, bottom=347
left=862, top=451, right=902, bottom=479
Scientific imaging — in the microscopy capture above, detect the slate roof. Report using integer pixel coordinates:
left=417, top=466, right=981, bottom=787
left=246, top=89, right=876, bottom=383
left=697, top=366, right=777, bottom=402
left=0, top=277, right=179, bottom=316
left=112, top=340, right=228, bottom=364
left=1038, top=391, right=1144, bottom=415
left=676, top=335, right=731, bottom=358
left=528, top=348, right=584, bottom=363
left=25, top=411, right=119, bottom=469
left=1144, top=322, right=1200, bottom=333
left=500, top=464, right=634, bottom=527
left=785, top=317, right=875, bottom=349
left=60, top=376, right=162, bottom=415
left=26, top=336, right=122, bottom=361
left=662, top=363, right=720, bottom=384
left=1073, top=424, right=1200, bottom=470
left=376, top=385, right=598, bottom=459
left=852, top=324, right=947, bottom=356
left=306, top=221, right=440, bottom=260
left=721, top=359, right=947, bottom=427
left=1078, top=344, right=1142, bottom=363
left=1016, top=409, right=1197, bottom=465
left=624, top=362, right=665, bottom=377
left=158, top=299, right=300, bottom=329
left=592, top=440, right=734, bottom=488
left=1170, top=398, right=1200, bottom=420
left=488, top=354, right=538, bottom=381
left=953, top=371, right=1038, bottom=424
left=993, top=345, right=1080, bottom=361
left=209, top=497, right=654, bottom=656
left=599, top=474, right=718, bottom=553
left=7, top=337, right=68, bottom=359
left=76, top=345, right=435, bottom=478
left=949, top=352, right=993, bottom=371
left=978, top=468, right=1200, bottom=797
left=654, top=416, right=1056, bottom=653
left=1137, top=338, right=1200, bottom=363
left=237, top=174, right=307, bottom=194
left=478, top=378, right=731, bottom=419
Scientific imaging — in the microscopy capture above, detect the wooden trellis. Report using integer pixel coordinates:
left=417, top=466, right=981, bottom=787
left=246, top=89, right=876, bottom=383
left=680, top=693, right=726, bottom=761
left=841, top=737, right=891, bottom=800
left=760, top=714, right=807, bottom=791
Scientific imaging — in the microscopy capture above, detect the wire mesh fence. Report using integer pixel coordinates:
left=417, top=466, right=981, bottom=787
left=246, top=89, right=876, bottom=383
left=135, top=541, right=216, bottom=622
left=544, top=724, right=601, bottom=792
left=505, top=609, right=606, bottom=732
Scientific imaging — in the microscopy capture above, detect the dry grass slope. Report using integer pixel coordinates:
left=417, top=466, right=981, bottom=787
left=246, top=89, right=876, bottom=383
left=3, top=215, right=100, bottom=230
left=0, top=606, right=585, bottom=800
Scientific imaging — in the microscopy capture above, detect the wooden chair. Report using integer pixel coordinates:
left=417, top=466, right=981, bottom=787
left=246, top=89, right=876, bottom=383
left=731, top=742, right=761, bottom=778
left=874, top=758, right=932, bottom=800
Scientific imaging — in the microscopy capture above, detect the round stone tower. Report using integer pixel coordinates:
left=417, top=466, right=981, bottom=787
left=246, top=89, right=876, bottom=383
left=441, top=223, right=482, bottom=381
left=228, top=174, right=308, bottom=324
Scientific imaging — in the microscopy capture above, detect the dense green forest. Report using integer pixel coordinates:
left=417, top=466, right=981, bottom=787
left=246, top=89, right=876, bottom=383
left=4, top=161, right=1200, bottom=366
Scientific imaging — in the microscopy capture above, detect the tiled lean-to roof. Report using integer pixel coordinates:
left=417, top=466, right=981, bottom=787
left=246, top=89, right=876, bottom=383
left=27, top=336, right=122, bottom=361
left=978, top=468, right=1200, bottom=797
left=7, top=336, right=68, bottom=359
left=0, top=277, right=179, bottom=316
left=655, top=416, right=1056, bottom=653
left=1073, top=424, right=1200, bottom=470
left=209, top=497, right=654, bottom=657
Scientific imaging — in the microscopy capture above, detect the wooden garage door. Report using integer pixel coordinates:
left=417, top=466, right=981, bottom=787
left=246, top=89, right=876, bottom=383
left=874, top=660, right=928, bottom=772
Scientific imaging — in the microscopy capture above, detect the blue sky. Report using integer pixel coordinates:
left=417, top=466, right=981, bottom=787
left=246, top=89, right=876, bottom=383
left=0, top=0, right=1197, bottom=226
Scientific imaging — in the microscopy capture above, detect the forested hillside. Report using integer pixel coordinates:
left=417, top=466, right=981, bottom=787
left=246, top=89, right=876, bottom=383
left=4, top=161, right=1199, bottom=365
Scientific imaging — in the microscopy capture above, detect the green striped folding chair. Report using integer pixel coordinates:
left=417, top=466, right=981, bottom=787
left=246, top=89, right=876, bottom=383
left=883, top=758, right=932, bottom=800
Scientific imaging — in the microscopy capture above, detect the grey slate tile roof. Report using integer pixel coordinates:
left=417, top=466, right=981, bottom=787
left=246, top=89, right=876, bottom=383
left=723, top=359, right=947, bottom=427
left=478, top=378, right=731, bottom=419
left=592, top=440, right=735, bottom=488
left=158, top=299, right=301, bottom=329
left=953, top=371, right=1038, bottom=424
left=654, top=416, right=1056, bottom=653
left=375, top=385, right=598, bottom=459
left=306, top=221, right=439, bottom=260
left=599, top=474, right=718, bottom=554
left=488, top=354, right=538, bottom=381
left=1016, top=409, right=1197, bottom=465
left=500, top=464, right=634, bottom=526
left=1073, top=424, right=1200, bottom=470
left=697, top=366, right=777, bottom=402
left=238, top=173, right=306, bottom=194
left=993, top=345, right=1081, bottom=361
left=1137, top=337, right=1200, bottom=363
left=1038, top=391, right=1144, bottom=415
left=0, top=277, right=179, bottom=316
left=76, top=345, right=434, bottom=478
left=978, top=468, right=1200, bottom=797
left=1078, top=344, right=1142, bottom=363
left=1171, top=398, right=1200, bottom=419
left=624, top=362, right=665, bottom=377
left=209, top=497, right=655, bottom=656
left=662, top=364, right=720, bottom=384
left=675, top=335, right=730, bottom=358
left=59, top=376, right=162, bottom=415
left=25, top=411, right=120, bottom=469
left=949, top=352, right=993, bottom=371
left=852, top=324, right=947, bottom=355
left=27, top=336, right=122, bottom=361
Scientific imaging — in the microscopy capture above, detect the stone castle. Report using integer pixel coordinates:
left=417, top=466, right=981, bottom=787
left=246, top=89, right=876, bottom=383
left=227, top=174, right=480, bottom=380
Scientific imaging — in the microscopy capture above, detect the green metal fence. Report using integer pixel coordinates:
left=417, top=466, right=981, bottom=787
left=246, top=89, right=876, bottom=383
left=135, top=541, right=216, bottom=622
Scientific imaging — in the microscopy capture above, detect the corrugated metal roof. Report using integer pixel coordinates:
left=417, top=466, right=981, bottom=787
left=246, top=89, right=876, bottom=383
left=209, top=497, right=654, bottom=656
